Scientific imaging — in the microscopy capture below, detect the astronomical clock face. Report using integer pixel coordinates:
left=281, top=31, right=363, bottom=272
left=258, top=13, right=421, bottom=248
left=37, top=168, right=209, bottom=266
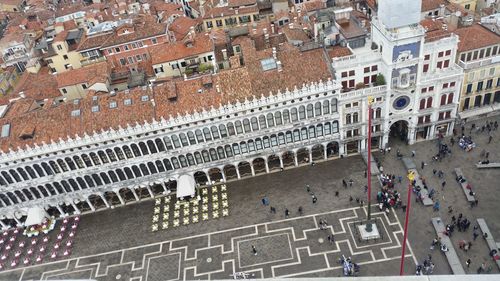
left=392, top=95, right=410, bottom=110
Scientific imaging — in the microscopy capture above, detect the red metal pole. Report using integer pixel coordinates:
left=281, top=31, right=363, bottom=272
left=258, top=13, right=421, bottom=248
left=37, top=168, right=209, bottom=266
left=399, top=183, right=412, bottom=275
left=367, top=106, right=372, bottom=220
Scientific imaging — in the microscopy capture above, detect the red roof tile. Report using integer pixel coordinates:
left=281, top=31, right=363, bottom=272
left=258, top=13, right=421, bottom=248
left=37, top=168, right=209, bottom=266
left=150, top=34, right=214, bottom=65
left=453, top=24, right=500, bottom=52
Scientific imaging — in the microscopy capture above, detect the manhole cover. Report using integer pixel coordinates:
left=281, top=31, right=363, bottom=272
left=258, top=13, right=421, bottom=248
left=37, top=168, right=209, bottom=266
left=206, top=257, right=212, bottom=263
left=115, top=274, right=121, bottom=279
left=318, top=238, right=324, bottom=243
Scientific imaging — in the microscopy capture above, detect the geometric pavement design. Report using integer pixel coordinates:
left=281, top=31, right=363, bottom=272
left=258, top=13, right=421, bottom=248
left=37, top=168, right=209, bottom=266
left=0, top=206, right=417, bottom=281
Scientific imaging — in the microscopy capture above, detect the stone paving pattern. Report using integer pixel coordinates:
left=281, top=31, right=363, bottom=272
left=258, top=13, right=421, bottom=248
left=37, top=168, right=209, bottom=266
left=0, top=115, right=499, bottom=280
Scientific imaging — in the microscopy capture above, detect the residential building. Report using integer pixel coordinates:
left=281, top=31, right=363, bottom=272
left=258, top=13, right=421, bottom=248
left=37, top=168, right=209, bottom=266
left=202, top=0, right=259, bottom=31
left=151, top=33, right=215, bottom=79
left=0, top=0, right=25, bottom=12
left=0, top=67, right=19, bottom=95
left=449, top=0, right=478, bottom=11
left=55, top=61, right=111, bottom=100
left=0, top=28, right=35, bottom=72
left=37, top=29, right=85, bottom=73
left=453, top=24, right=500, bottom=119
left=420, top=0, right=446, bottom=18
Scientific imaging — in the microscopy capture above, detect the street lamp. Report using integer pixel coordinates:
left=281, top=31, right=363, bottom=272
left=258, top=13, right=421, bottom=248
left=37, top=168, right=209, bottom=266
left=365, top=96, right=374, bottom=232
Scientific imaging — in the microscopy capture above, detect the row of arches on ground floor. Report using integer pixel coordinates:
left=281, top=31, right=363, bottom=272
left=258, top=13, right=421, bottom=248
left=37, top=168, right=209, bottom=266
left=0, top=141, right=342, bottom=208
left=0, top=143, right=348, bottom=228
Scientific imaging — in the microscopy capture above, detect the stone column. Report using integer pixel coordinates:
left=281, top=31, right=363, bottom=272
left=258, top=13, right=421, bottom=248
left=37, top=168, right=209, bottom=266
left=279, top=156, right=284, bottom=169
left=100, top=194, right=111, bottom=208
left=294, top=153, right=299, bottom=166
left=250, top=164, right=255, bottom=176
left=309, top=150, right=313, bottom=163
left=131, top=188, right=140, bottom=201
left=70, top=202, right=80, bottom=214
left=56, top=205, right=66, bottom=217
left=360, top=139, right=366, bottom=152
left=146, top=186, right=154, bottom=198
left=323, top=146, right=328, bottom=159
left=86, top=198, right=96, bottom=211
left=116, top=192, right=125, bottom=205
left=339, top=143, right=346, bottom=155
left=236, top=167, right=241, bottom=179
left=161, top=182, right=168, bottom=193
left=221, top=170, right=226, bottom=182
left=264, top=160, right=269, bottom=173
left=0, top=218, right=7, bottom=229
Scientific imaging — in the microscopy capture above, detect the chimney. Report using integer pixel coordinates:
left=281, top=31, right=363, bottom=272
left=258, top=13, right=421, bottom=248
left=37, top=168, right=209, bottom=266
left=290, top=22, right=294, bottom=29
left=277, top=61, right=282, bottom=72
left=263, top=28, right=268, bottom=35
left=252, top=28, right=257, bottom=34
left=235, top=9, right=238, bottom=14
left=271, top=23, right=275, bottom=33
left=222, top=48, right=228, bottom=60
left=272, top=47, right=277, bottom=59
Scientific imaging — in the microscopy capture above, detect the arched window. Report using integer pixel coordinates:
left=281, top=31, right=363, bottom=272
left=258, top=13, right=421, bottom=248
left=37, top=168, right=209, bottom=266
left=251, top=117, right=259, bottom=131
left=331, top=98, right=338, bottom=113
left=112, top=147, right=124, bottom=160
left=49, top=161, right=61, bottom=173
left=171, top=157, right=180, bottom=169
left=163, top=159, right=173, bottom=170
left=240, top=142, right=248, bottom=153
left=187, top=131, right=197, bottom=145
left=278, top=132, right=286, bottom=144
left=375, top=108, right=382, bottom=118
left=255, top=138, right=263, bottom=150
left=179, top=156, right=188, bottom=168
left=243, top=119, right=251, bottom=132
left=203, top=128, right=212, bottom=141
left=299, top=106, right=306, bottom=120
left=33, top=164, right=45, bottom=177
left=267, top=113, right=275, bottom=127
left=315, top=102, right=322, bottom=116
left=106, top=149, right=117, bottom=162
left=17, top=168, right=29, bottom=180
left=194, top=152, right=203, bottom=164
left=447, top=93, right=453, bottom=104
left=332, top=121, right=339, bottom=133
left=259, top=115, right=267, bottom=128
left=156, top=160, right=165, bottom=172
left=219, top=124, right=228, bottom=137
left=211, top=126, right=220, bottom=139
left=301, top=127, right=308, bottom=139
left=227, top=123, right=236, bottom=136
left=263, top=136, right=271, bottom=148
left=346, top=114, right=352, bottom=124
left=427, top=97, right=433, bottom=108
left=122, top=146, right=133, bottom=158
left=353, top=112, right=359, bottom=123
left=124, top=167, right=135, bottom=179
left=323, top=100, right=330, bottom=114
left=440, top=94, right=447, bottom=106
left=420, top=99, right=426, bottom=110
left=100, top=172, right=111, bottom=184
left=291, top=108, right=298, bottom=122
left=309, top=126, right=316, bottom=138
left=316, top=124, right=324, bottom=137
left=147, top=140, right=158, bottom=153
left=217, top=146, right=226, bottom=158
left=225, top=145, right=233, bottom=157
left=57, top=159, right=69, bottom=172
left=232, top=143, right=241, bottom=155
left=307, top=104, right=314, bottom=118
left=25, top=166, right=37, bottom=178
left=139, top=164, right=150, bottom=175
left=138, top=142, right=149, bottom=155
left=179, top=133, right=189, bottom=146
left=195, top=129, right=204, bottom=143
left=116, top=169, right=127, bottom=181
left=186, top=154, right=196, bottom=166
left=247, top=140, right=255, bottom=152
left=293, top=130, right=301, bottom=142
left=275, top=111, right=282, bottom=125
left=270, top=135, right=278, bottom=146
left=209, top=148, right=218, bottom=160
left=235, top=121, right=243, bottom=134
left=155, top=138, right=166, bottom=151
left=283, top=110, right=290, bottom=123
left=325, top=122, right=332, bottom=134
left=130, top=144, right=142, bottom=157
left=148, top=162, right=158, bottom=173
left=285, top=131, right=293, bottom=143
left=202, top=150, right=211, bottom=162
left=171, top=135, right=181, bottom=148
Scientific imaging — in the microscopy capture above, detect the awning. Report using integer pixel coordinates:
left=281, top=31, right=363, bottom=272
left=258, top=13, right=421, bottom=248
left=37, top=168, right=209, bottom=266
left=24, top=207, right=49, bottom=227
left=177, top=174, right=196, bottom=198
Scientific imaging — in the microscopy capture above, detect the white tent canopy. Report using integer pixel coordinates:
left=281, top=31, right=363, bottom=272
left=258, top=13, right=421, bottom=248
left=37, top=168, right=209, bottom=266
left=177, top=174, right=196, bottom=198
left=24, top=206, right=49, bottom=227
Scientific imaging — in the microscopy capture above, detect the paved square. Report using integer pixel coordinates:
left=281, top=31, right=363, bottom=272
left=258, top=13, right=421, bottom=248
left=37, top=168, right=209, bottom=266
left=238, top=234, right=293, bottom=268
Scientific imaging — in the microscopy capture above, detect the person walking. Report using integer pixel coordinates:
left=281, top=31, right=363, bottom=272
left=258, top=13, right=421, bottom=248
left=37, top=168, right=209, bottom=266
left=312, top=194, right=318, bottom=204
left=252, top=245, right=257, bottom=255
left=441, top=181, right=446, bottom=189
left=298, top=206, right=303, bottom=216
left=488, top=135, right=493, bottom=144
left=285, top=208, right=290, bottom=218
left=270, top=206, right=276, bottom=214
left=473, top=231, right=479, bottom=240
left=421, top=161, right=425, bottom=169
left=349, top=179, right=354, bottom=187
left=466, top=258, right=471, bottom=268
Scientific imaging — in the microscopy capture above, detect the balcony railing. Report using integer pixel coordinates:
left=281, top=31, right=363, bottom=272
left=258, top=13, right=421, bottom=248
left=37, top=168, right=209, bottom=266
left=81, top=56, right=106, bottom=67
left=457, top=55, right=500, bottom=70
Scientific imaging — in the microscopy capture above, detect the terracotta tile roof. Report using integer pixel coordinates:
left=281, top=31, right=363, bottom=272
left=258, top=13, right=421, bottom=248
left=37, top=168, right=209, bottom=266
left=0, top=0, right=23, bottom=6
left=282, top=26, right=312, bottom=43
left=53, top=30, right=69, bottom=42
left=6, top=68, right=61, bottom=102
left=203, top=4, right=258, bottom=19
left=150, top=34, right=214, bottom=65
left=0, top=37, right=334, bottom=152
left=77, top=32, right=111, bottom=51
left=55, top=62, right=110, bottom=88
left=453, top=24, right=500, bottom=52
left=168, top=16, right=201, bottom=40
left=302, top=0, right=325, bottom=13
left=421, top=18, right=452, bottom=42
left=151, top=2, right=183, bottom=14
left=421, top=0, right=445, bottom=12
left=100, top=19, right=167, bottom=48
left=327, top=46, right=352, bottom=58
